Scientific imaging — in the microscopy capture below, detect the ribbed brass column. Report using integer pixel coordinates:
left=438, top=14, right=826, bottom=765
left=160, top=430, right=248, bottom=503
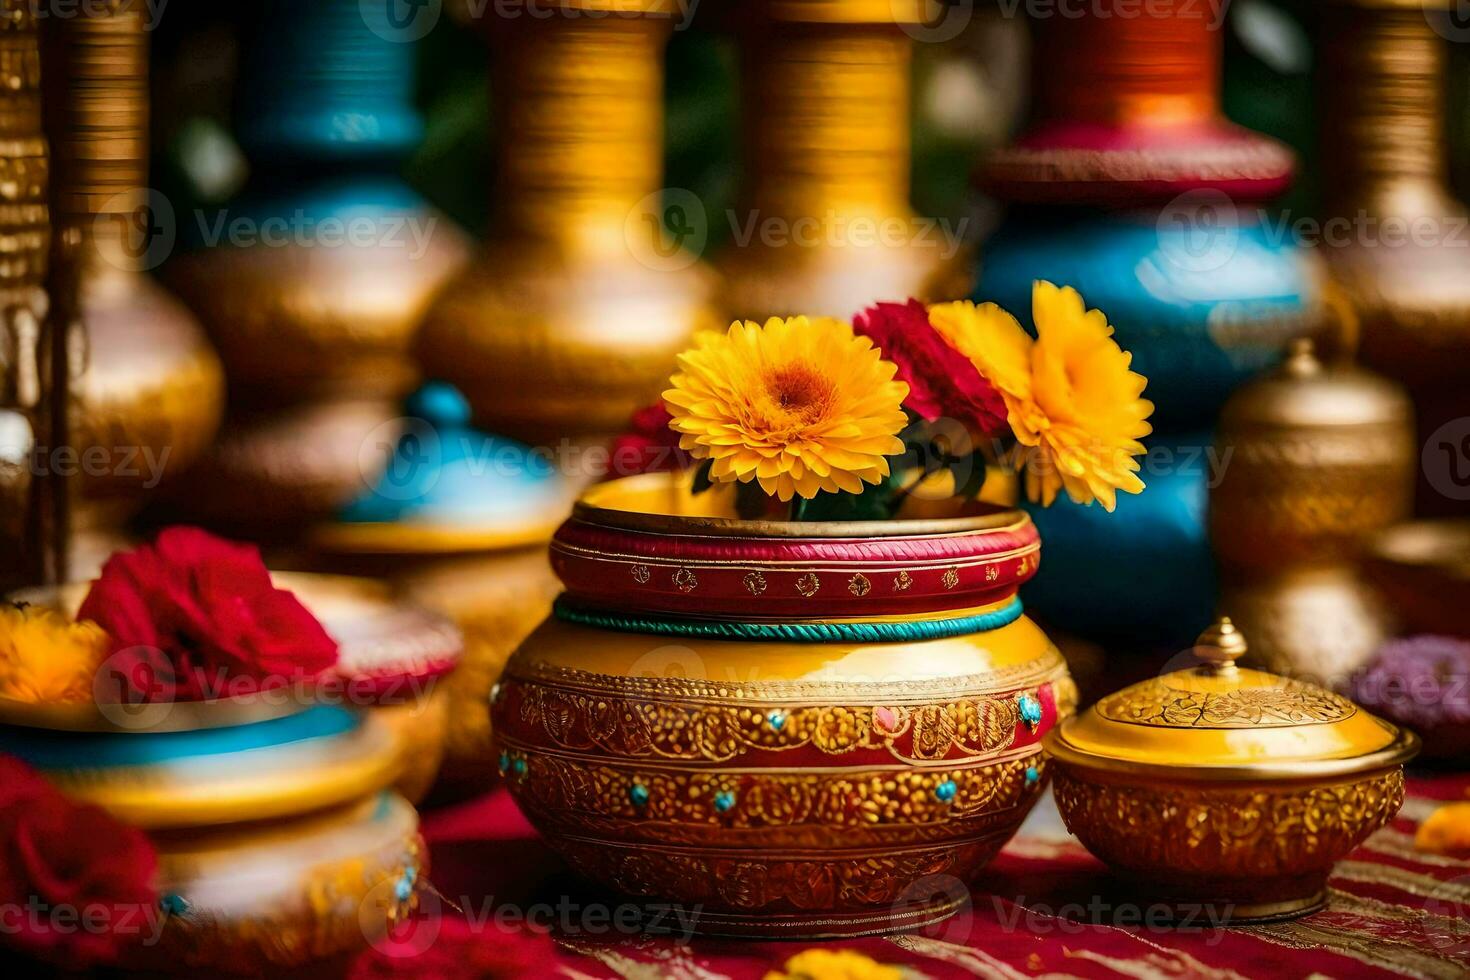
left=1318, top=0, right=1470, bottom=515
left=0, top=0, right=49, bottom=578
left=416, top=1, right=717, bottom=446
left=2, top=2, right=222, bottom=579
left=711, top=0, right=970, bottom=321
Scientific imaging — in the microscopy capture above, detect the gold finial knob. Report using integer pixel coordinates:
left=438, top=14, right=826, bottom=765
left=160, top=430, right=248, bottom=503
left=1282, top=336, right=1322, bottom=379
left=1194, top=616, right=1247, bottom=674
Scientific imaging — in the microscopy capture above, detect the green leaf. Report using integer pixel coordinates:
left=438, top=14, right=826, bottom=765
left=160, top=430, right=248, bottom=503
left=690, top=459, right=715, bottom=496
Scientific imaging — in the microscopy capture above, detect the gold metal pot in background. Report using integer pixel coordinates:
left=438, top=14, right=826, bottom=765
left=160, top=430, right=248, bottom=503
left=712, top=0, right=972, bottom=322
left=415, top=0, right=718, bottom=449
left=0, top=3, right=224, bottom=586
left=1211, top=338, right=1414, bottom=681
left=1317, top=0, right=1470, bottom=517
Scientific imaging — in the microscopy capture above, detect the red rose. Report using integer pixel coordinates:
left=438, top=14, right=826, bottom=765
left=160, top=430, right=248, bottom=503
left=78, top=527, right=339, bottom=701
left=854, top=299, right=1008, bottom=436
left=0, top=756, right=158, bottom=968
left=606, top=402, right=691, bottom=478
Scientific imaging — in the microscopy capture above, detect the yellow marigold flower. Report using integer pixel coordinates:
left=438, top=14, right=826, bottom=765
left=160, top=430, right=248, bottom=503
left=1415, top=802, right=1470, bottom=859
left=929, top=281, right=1153, bottom=511
left=764, top=949, right=903, bottom=980
left=663, top=316, right=910, bottom=502
left=0, top=605, right=110, bottom=704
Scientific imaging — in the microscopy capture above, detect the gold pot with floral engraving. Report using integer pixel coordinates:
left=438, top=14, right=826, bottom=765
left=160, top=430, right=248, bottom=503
left=491, top=472, right=1075, bottom=938
left=1047, top=617, right=1418, bottom=924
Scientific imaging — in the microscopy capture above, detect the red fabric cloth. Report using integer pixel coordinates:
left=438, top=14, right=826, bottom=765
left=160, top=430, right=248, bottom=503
left=356, top=775, right=1470, bottom=979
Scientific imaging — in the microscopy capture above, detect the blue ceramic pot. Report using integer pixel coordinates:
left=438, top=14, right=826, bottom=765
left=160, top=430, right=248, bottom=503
left=977, top=207, right=1320, bottom=646
left=1019, top=432, right=1218, bottom=650
left=977, top=208, right=1319, bottom=433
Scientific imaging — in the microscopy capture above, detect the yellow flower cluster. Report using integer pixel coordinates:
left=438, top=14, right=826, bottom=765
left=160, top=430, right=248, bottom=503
left=662, top=283, right=1152, bottom=510
left=665, top=316, right=910, bottom=501
left=764, top=948, right=903, bottom=980
left=930, top=282, right=1153, bottom=511
left=0, top=605, right=110, bottom=704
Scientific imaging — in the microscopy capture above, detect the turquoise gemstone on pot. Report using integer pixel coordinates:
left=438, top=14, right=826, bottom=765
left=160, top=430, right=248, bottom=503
left=1018, top=693, right=1043, bottom=729
left=1025, top=765, right=1039, bottom=786
left=714, top=790, right=736, bottom=813
left=934, top=779, right=958, bottom=803
left=767, top=710, right=786, bottom=732
left=629, top=783, right=650, bottom=807
left=511, top=757, right=527, bottom=777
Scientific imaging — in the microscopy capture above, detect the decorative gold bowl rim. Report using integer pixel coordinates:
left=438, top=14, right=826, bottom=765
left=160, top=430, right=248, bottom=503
left=574, top=472, right=1025, bottom=539
left=1368, top=519, right=1470, bottom=580
left=1045, top=724, right=1420, bottom=783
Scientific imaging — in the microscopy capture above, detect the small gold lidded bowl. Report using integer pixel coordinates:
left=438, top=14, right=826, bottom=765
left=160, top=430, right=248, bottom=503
left=1045, top=617, right=1418, bottom=924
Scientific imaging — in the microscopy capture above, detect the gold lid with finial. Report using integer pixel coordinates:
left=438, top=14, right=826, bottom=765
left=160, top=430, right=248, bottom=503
left=1045, top=617, right=1418, bottom=780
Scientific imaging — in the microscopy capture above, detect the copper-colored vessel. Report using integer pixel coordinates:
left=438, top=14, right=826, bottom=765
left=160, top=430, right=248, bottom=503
left=415, top=0, right=718, bottom=446
left=1211, top=339, right=1413, bottom=681
left=1318, top=0, right=1470, bottom=516
left=712, top=0, right=971, bottom=321
left=0, top=4, right=224, bottom=583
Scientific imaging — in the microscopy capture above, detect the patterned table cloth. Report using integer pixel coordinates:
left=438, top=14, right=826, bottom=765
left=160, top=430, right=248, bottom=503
left=351, top=775, right=1470, bottom=979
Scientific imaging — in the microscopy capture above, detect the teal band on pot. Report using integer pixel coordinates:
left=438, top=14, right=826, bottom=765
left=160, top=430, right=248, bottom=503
left=553, top=596, right=1025, bottom=643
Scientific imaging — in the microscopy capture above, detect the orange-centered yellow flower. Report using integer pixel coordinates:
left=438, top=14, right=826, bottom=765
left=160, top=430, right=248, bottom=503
left=663, top=316, right=910, bottom=501
left=929, top=281, right=1153, bottom=511
left=0, top=605, right=110, bottom=704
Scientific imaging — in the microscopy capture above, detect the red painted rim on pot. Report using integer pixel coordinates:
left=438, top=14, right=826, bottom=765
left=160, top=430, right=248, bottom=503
left=551, top=474, right=1040, bottom=621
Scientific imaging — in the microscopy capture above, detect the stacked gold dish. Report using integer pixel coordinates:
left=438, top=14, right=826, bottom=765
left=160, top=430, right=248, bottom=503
left=1046, top=618, right=1418, bottom=923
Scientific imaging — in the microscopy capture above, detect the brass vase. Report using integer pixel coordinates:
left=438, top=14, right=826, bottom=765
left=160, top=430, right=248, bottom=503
left=1318, top=0, right=1470, bottom=516
left=0, top=3, right=224, bottom=585
left=415, top=0, right=718, bottom=446
left=0, top=1, right=48, bottom=557
left=1211, top=339, right=1414, bottom=682
left=712, top=0, right=971, bottom=321
left=165, top=0, right=469, bottom=538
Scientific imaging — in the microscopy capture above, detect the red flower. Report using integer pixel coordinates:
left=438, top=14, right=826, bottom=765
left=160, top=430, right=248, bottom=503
left=607, top=402, right=691, bottom=478
left=78, top=527, right=339, bottom=701
left=0, top=756, right=158, bottom=968
left=854, top=299, right=1008, bottom=435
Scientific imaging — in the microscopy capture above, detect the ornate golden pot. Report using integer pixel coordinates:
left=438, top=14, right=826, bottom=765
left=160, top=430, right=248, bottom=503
left=1047, top=618, right=1417, bottom=924
left=1211, top=338, right=1413, bottom=681
left=0, top=584, right=424, bottom=973
left=278, top=573, right=464, bottom=804
left=493, top=473, right=1074, bottom=937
